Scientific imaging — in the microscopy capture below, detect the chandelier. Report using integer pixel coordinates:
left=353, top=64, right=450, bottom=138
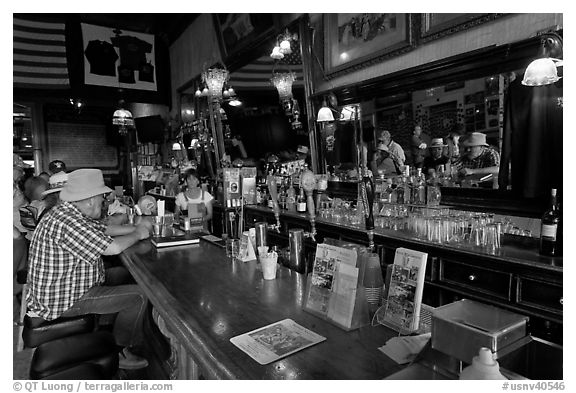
left=201, top=68, right=229, bottom=100
left=270, top=71, right=296, bottom=101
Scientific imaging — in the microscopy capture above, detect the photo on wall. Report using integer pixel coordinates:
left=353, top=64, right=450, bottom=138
left=81, top=23, right=157, bottom=91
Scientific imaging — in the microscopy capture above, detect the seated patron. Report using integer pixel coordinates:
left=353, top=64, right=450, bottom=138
left=26, top=168, right=153, bottom=369
left=423, top=138, right=450, bottom=175
left=454, top=132, right=500, bottom=177
left=371, top=129, right=406, bottom=176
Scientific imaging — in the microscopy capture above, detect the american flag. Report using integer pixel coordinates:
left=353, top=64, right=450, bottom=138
left=228, top=49, right=303, bottom=89
left=13, top=15, right=70, bottom=89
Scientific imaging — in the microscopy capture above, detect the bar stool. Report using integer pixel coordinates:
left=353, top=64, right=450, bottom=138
left=18, top=269, right=120, bottom=379
left=23, top=315, right=120, bottom=380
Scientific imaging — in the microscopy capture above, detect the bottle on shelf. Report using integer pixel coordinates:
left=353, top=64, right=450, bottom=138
left=426, top=170, right=442, bottom=207
left=286, top=176, right=296, bottom=212
left=296, top=187, right=307, bottom=213
left=278, top=178, right=287, bottom=210
left=411, top=168, right=426, bottom=205
left=539, top=188, right=561, bottom=256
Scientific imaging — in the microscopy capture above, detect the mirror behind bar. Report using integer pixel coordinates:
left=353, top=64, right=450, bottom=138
left=315, top=33, right=562, bottom=217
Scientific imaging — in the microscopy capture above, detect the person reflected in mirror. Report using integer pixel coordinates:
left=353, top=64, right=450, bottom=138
left=454, top=132, right=500, bottom=178
left=446, top=130, right=462, bottom=164
left=370, top=129, right=405, bottom=176
left=423, top=138, right=450, bottom=176
left=410, top=125, right=430, bottom=168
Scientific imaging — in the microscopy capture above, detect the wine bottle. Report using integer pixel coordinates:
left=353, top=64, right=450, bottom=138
left=539, top=188, right=561, bottom=256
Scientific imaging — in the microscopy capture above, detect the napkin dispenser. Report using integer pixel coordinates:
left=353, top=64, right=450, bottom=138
left=431, top=299, right=529, bottom=365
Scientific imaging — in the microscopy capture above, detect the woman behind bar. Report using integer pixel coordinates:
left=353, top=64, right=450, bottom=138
left=174, top=168, right=214, bottom=226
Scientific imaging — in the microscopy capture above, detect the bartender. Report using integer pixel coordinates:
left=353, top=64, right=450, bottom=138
left=454, top=132, right=500, bottom=177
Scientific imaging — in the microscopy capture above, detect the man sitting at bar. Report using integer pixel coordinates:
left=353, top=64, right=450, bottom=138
left=371, top=129, right=406, bottom=176
left=26, top=168, right=153, bottom=369
left=422, top=138, right=450, bottom=175
left=454, top=132, right=500, bottom=177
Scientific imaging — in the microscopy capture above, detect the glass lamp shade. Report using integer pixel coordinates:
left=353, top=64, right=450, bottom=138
left=522, top=58, right=562, bottom=86
left=195, top=88, right=202, bottom=97
left=270, top=72, right=296, bottom=101
left=201, top=87, right=209, bottom=96
left=279, top=39, right=292, bottom=54
left=172, top=142, right=182, bottom=151
left=316, top=106, right=335, bottom=122
left=229, top=98, right=242, bottom=107
left=270, top=46, right=284, bottom=60
left=112, top=109, right=134, bottom=127
left=202, top=68, right=229, bottom=100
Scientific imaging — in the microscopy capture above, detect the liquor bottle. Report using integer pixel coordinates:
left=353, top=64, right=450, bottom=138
left=396, top=175, right=406, bottom=205
left=286, top=177, right=296, bottom=211
left=426, top=172, right=442, bottom=207
left=414, top=168, right=426, bottom=205
left=296, top=187, right=307, bottom=212
left=278, top=178, right=287, bottom=210
left=539, top=188, right=561, bottom=256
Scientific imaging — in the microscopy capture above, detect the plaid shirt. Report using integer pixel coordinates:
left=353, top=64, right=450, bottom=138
left=26, top=201, right=112, bottom=320
left=455, top=147, right=500, bottom=170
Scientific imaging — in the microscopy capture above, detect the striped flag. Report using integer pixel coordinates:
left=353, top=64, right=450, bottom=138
left=229, top=50, right=303, bottom=90
left=13, top=15, right=70, bottom=89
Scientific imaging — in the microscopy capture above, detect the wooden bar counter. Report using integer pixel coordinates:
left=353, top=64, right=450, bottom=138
left=120, top=240, right=407, bottom=379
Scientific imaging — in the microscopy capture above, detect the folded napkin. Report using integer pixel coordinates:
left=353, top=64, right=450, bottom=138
left=378, top=333, right=431, bottom=364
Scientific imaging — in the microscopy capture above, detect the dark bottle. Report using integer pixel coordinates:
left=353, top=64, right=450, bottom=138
left=539, top=188, right=561, bottom=256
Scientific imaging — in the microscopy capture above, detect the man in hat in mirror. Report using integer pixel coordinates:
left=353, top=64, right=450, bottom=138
left=423, top=138, right=450, bottom=175
left=455, top=132, right=500, bottom=177
left=26, top=168, right=153, bottom=369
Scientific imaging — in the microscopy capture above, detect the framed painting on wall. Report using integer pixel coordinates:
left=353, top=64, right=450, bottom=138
left=324, top=14, right=414, bottom=79
left=419, top=13, right=507, bottom=43
left=214, top=14, right=275, bottom=59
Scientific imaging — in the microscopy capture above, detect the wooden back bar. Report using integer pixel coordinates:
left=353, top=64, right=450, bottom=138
left=121, top=240, right=403, bottom=379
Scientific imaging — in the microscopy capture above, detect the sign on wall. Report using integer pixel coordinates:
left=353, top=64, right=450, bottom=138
left=81, top=23, right=157, bottom=91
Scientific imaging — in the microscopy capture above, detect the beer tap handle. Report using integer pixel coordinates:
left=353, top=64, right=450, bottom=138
left=361, top=172, right=376, bottom=251
left=301, top=170, right=317, bottom=242
left=266, top=175, right=281, bottom=232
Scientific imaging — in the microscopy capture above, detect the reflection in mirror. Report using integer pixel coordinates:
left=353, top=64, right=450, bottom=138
left=180, top=37, right=310, bottom=176
left=324, top=69, right=562, bottom=198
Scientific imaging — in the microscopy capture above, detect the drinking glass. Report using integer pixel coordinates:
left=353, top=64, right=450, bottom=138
left=484, top=223, right=501, bottom=253
left=469, top=222, right=485, bottom=247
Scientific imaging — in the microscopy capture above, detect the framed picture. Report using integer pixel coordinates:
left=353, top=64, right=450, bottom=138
left=214, top=14, right=275, bottom=59
left=324, top=14, right=414, bottom=78
left=420, top=13, right=506, bottom=43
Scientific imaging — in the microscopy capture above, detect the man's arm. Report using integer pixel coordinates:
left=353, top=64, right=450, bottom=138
left=460, top=166, right=500, bottom=176
left=105, top=223, right=137, bottom=236
left=103, top=221, right=152, bottom=255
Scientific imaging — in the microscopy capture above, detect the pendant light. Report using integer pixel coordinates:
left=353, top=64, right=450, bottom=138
left=522, top=33, right=563, bottom=87
left=316, top=97, right=334, bottom=122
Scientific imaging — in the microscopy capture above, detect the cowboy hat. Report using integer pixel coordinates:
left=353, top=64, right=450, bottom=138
left=41, top=172, right=68, bottom=198
left=429, top=138, right=447, bottom=148
left=60, top=169, right=112, bottom=202
left=461, top=132, right=489, bottom=147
